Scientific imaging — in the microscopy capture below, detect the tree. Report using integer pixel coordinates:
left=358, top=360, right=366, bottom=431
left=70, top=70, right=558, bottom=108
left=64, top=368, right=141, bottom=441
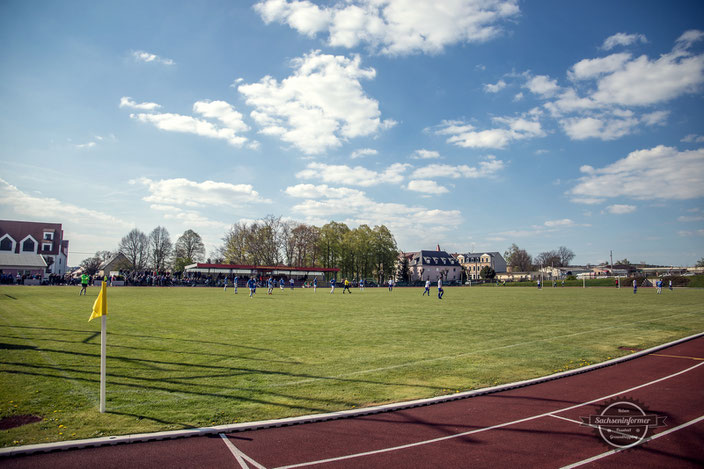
left=149, top=226, right=172, bottom=272
left=398, top=256, right=410, bottom=283
left=695, top=257, right=704, bottom=268
left=371, top=225, right=397, bottom=284
left=479, top=266, right=496, bottom=279
left=556, top=246, right=575, bottom=266
left=119, top=229, right=149, bottom=271
left=535, top=250, right=560, bottom=267
left=173, top=229, right=205, bottom=271
left=80, top=255, right=102, bottom=276
left=504, top=243, right=533, bottom=271
left=317, top=222, right=350, bottom=279
left=615, top=258, right=631, bottom=265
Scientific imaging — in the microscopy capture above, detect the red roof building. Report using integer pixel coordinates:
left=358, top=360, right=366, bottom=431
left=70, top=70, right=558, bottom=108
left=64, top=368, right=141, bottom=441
left=0, top=220, right=69, bottom=278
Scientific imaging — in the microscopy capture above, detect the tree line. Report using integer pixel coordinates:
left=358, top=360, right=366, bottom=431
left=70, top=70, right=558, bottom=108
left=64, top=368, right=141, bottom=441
left=80, top=215, right=399, bottom=282
left=503, top=244, right=576, bottom=272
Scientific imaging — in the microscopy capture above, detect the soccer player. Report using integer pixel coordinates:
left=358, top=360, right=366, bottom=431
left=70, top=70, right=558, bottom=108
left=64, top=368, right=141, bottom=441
left=423, top=279, right=430, bottom=296
left=279, top=278, right=285, bottom=291
left=388, top=278, right=394, bottom=292
left=247, top=277, right=256, bottom=298
left=330, top=277, right=336, bottom=294
left=342, top=278, right=352, bottom=294
left=223, top=277, right=228, bottom=292
left=656, top=279, right=662, bottom=294
left=233, top=275, right=238, bottom=294
left=437, top=278, right=444, bottom=299
left=80, top=273, right=89, bottom=295
left=313, top=277, right=317, bottom=293
left=359, top=278, right=364, bottom=291
left=669, top=279, right=673, bottom=291
left=633, top=279, right=637, bottom=294
left=267, top=276, right=274, bottom=295
left=290, top=278, right=295, bottom=290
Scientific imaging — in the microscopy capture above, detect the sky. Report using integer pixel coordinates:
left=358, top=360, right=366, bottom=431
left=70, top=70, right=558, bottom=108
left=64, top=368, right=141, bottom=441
left=1, top=0, right=703, bottom=267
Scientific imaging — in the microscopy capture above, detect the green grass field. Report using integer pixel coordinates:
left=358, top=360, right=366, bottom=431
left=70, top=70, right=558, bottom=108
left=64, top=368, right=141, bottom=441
left=1, top=284, right=702, bottom=447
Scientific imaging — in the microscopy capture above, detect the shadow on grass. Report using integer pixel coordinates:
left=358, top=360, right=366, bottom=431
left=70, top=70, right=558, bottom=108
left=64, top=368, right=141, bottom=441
left=0, top=344, right=446, bottom=391
left=0, top=324, right=271, bottom=352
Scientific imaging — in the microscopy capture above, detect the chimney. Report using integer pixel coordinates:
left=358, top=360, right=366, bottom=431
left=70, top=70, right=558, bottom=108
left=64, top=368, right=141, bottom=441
left=437, top=244, right=441, bottom=252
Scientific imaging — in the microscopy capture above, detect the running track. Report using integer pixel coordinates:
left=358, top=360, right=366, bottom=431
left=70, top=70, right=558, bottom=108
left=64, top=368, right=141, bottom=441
left=3, top=336, right=703, bottom=468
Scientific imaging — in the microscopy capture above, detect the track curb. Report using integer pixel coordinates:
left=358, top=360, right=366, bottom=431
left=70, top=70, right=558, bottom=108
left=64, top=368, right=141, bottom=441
left=2, top=331, right=703, bottom=457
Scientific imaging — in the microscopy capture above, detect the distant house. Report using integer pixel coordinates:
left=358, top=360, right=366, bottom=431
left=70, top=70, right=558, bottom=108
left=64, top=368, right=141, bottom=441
left=407, top=246, right=462, bottom=283
left=457, top=252, right=507, bottom=280
left=99, top=253, right=131, bottom=276
left=0, top=220, right=69, bottom=278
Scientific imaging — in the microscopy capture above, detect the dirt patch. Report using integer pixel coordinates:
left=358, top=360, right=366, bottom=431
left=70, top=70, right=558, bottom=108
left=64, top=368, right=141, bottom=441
left=0, top=415, right=43, bottom=430
left=618, top=346, right=643, bottom=352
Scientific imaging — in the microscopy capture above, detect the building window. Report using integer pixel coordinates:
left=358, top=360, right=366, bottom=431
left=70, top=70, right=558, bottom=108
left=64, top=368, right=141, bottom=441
left=0, top=237, right=12, bottom=251
left=22, top=239, right=35, bottom=252
left=44, top=232, right=54, bottom=240
left=43, top=243, right=52, bottom=252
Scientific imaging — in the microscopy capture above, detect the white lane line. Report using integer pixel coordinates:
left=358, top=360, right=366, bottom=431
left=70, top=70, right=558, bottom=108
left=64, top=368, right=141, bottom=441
left=273, top=312, right=695, bottom=386
left=220, top=433, right=268, bottom=469
left=560, top=415, right=704, bottom=469
left=548, top=414, right=638, bottom=441
left=273, top=361, right=704, bottom=469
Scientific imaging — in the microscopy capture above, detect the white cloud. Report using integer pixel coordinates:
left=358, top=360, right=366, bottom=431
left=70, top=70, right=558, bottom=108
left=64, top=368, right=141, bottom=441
left=544, top=218, right=575, bottom=227
left=568, top=53, right=632, bottom=80
left=677, top=215, right=704, bottom=222
left=411, top=149, right=440, bottom=160
left=436, top=113, right=544, bottom=149
left=411, top=156, right=505, bottom=179
left=151, top=205, right=230, bottom=230
left=129, top=102, right=249, bottom=147
left=591, top=34, right=704, bottom=107
left=601, top=33, right=647, bottom=51
left=0, top=178, right=131, bottom=229
left=605, top=204, right=636, bottom=214
left=296, top=162, right=409, bottom=186
left=133, top=177, right=270, bottom=207
left=119, top=96, right=162, bottom=111
left=484, top=79, right=506, bottom=93
left=570, top=146, right=704, bottom=202
left=284, top=183, right=462, bottom=239
left=254, top=0, right=520, bottom=56
left=192, top=100, right=250, bottom=134
left=407, top=179, right=449, bottom=194
left=678, top=229, right=704, bottom=237
left=524, top=74, right=560, bottom=97
left=682, top=134, right=704, bottom=143
left=75, top=141, right=96, bottom=149
left=351, top=148, right=378, bottom=159
left=132, top=50, right=174, bottom=65
left=238, top=50, right=393, bottom=154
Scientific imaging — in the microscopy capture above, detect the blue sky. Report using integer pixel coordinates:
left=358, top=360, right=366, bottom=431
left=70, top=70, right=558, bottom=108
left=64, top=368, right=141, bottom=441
left=1, top=0, right=703, bottom=267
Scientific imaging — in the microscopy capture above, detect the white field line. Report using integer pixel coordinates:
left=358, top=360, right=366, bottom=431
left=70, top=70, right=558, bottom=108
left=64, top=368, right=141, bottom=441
left=560, top=415, right=704, bottom=469
left=548, top=414, right=638, bottom=441
left=272, top=361, right=704, bottom=469
left=273, top=312, right=696, bottom=387
left=219, top=433, right=268, bottom=469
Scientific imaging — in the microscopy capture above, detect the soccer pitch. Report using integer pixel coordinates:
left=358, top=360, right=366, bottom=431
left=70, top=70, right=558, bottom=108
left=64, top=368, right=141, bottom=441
left=1, top=285, right=703, bottom=446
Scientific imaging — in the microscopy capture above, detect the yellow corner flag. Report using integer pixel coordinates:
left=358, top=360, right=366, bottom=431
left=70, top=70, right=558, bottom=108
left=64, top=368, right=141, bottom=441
left=89, top=281, right=107, bottom=321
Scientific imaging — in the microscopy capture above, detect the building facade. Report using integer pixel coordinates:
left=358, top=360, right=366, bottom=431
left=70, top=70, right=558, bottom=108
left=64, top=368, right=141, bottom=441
left=406, top=248, right=462, bottom=283
left=457, top=252, right=507, bottom=280
left=0, top=220, right=69, bottom=278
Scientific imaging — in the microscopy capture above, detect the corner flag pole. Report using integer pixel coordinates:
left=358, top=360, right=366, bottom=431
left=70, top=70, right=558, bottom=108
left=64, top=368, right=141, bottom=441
left=89, top=281, right=108, bottom=413
left=100, top=314, right=106, bottom=413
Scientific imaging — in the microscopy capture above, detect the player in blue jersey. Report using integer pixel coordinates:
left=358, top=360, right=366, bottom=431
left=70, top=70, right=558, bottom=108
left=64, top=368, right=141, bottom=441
left=233, top=276, right=238, bottom=294
left=247, top=277, right=256, bottom=297
left=313, top=277, right=317, bottom=292
left=267, top=276, right=274, bottom=295
left=330, top=277, right=336, bottom=294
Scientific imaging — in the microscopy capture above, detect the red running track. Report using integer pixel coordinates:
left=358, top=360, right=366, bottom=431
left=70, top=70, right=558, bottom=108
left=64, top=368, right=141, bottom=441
left=3, top=337, right=704, bottom=468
